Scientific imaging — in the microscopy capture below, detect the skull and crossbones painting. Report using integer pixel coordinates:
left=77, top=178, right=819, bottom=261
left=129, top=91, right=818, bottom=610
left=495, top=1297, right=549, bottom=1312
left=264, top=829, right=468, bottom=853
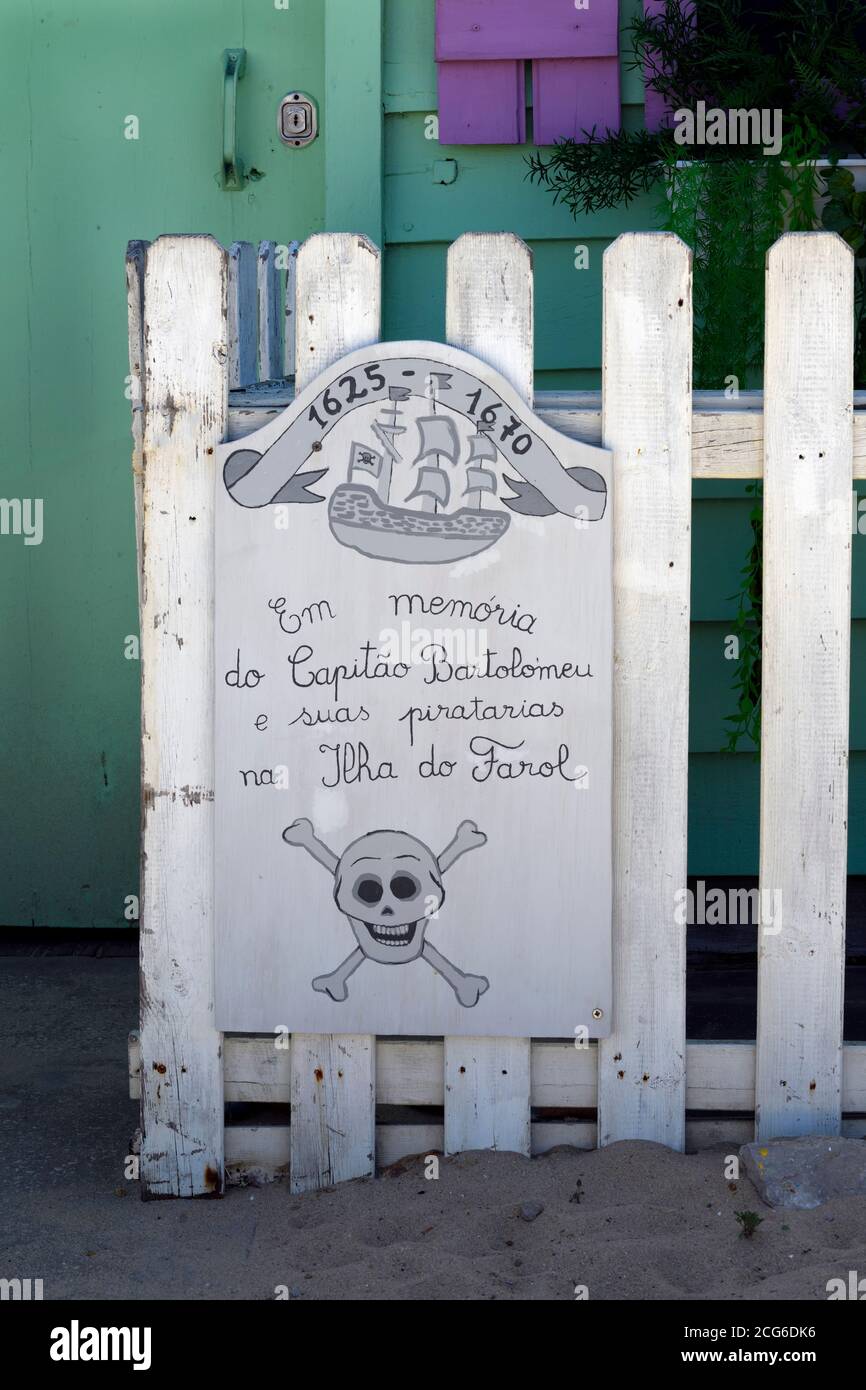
left=282, top=818, right=490, bottom=1006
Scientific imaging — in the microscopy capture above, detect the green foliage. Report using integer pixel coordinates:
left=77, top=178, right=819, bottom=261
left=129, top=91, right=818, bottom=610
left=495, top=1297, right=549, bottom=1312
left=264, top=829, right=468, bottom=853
left=821, top=163, right=866, bottom=384
left=723, top=483, right=763, bottom=754
left=661, top=133, right=821, bottom=389
left=735, top=1209, right=764, bottom=1239
left=528, top=1, right=866, bottom=219
left=526, top=129, right=668, bottom=218
left=629, top=0, right=866, bottom=158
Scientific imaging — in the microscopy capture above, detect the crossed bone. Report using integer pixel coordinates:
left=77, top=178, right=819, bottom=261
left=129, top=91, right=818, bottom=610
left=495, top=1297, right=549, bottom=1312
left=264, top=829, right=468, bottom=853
left=282, top=818, right=490, bottom=1006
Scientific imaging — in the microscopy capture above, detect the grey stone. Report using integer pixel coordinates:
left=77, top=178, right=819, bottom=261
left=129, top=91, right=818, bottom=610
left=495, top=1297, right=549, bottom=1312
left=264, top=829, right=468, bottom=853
left=518, top=1200, right=544, bottom=1222
left=739, top=1137, right=866, bottom=1210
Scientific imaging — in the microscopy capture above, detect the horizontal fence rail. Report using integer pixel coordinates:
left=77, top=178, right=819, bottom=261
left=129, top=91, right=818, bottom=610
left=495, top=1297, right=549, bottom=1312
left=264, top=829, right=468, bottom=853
left=127, top=1033, right=866, bottom=1181
left=129, top=229, right=857, bottom=1195
left=227, top=387, right=866, bottom=479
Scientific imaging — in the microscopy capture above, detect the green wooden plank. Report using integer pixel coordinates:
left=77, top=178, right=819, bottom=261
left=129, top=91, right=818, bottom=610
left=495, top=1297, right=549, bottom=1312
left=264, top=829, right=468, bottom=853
left=691, top=499, right=756, bottom=622
left=325, top=0, right=384, bottom=244
left=385, top=109, right=659, bottom=243
left=619, top=0, right=646, bottom=107
left=688, top=752, right=866, bottom=875
left=692, top=497, right=866, bottom=622
left=689, top=625, right=757, bottom=755
left=689, top=622, right=866, bottom=753
left=0, top=0, right=324, bottom=928
left=384, top=0, right=437, bottom=114
left=688, top=755, right=760, bottom=876
left=383, top=241, right=447, bottom=341
left=535, top=368, right=603, bottom=391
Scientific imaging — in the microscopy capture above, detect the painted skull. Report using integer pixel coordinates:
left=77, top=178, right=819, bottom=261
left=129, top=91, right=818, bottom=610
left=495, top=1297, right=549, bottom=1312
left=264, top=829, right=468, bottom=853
left=334, top=829, right=444, bottom=964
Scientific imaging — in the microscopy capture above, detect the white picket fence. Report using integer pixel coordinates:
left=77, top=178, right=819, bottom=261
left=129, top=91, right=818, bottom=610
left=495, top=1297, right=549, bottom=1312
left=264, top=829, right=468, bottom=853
left=126, top=228, right=865, bottom=1197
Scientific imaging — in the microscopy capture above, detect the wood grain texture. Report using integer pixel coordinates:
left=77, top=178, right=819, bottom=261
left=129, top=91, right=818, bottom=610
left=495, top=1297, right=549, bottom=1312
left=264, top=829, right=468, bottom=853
left=125, top=239, right=149, bottom=611
left=377, top=1039, right=445, bottom=1106
left=444, top=1037, right=531, bottom=1155
left=597, top=233, right=692, bottom=1150
left=228, top=241, right=257, bottom=389
left=289, top=1035, right=375, bottom=1193
left=531, top=57, right=620, bottom=145
left=436, top=0, right=619, bottom=60
left=226, top=387, right=866, bottom=477
left=755, top=233, right=854, bottom=1140
left=257, top=239, right=281, bottom=382
left=324, top=0, right=384, bottom=247
left=283, top=240, right=300, bottom=379
left=139, top=235, right=227, bottom=1197
left=446, top=232, right=533, bottom=401
left=225, top=1113, right=866, bottom=1179
left=131, top=1032, right=866, bottom=1114
left=444, top=232, right=532, bottom=1156
left=225, top=1035, right=291, bottom=1102
left=294, top=234, right=381, bottom=392
left=436, top=60, right=525, bottom=145
left=289, top=232, right=382, bottom=1192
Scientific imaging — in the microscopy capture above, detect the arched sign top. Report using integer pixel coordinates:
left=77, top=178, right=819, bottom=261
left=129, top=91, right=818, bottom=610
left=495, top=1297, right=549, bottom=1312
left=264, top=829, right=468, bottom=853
left=219, top=341, right=609, bottom=566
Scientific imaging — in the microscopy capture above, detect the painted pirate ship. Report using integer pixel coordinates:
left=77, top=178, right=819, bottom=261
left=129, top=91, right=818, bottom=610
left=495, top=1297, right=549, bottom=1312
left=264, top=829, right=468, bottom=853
left=328, top=382, right=510, bottom=564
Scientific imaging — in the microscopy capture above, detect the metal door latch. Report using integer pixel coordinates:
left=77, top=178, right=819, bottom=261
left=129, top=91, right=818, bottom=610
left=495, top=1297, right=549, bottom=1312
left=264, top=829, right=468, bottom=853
left=278, top=92, right=318, bottom=147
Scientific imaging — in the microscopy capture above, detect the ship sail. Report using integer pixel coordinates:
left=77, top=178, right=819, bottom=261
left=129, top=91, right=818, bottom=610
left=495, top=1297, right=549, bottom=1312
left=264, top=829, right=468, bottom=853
left=463, top=466, right=497, bottom=497
left=412, top=416, right=461, bottom=466
left=405, top=465, right=450, bottom=508
left=466, top=432, right=498, bottom=465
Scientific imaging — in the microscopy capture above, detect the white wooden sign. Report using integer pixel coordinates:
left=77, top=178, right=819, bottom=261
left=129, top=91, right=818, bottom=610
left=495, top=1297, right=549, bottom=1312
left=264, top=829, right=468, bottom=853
left=214, top=341, right=612, bottom=1037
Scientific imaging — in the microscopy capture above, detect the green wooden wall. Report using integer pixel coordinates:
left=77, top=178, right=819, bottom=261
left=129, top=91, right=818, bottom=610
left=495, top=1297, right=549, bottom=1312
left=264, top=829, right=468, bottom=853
left=0, top=1, right=325, bottom=928
left=1, top=0, right=863, bottom=930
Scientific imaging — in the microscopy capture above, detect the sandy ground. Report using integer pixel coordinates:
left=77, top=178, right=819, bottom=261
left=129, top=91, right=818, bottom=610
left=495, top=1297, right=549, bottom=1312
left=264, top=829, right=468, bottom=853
left=2, top=955, right=865, bottom=1301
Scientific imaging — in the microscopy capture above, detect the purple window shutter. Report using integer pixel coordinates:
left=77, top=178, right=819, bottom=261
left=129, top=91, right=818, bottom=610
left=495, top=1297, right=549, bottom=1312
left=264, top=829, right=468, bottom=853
left=532, top=57, right=620, bottom=145
left=435, top=0, right=620, bottom=147
left=437, top=60, right=525, bottom=145
left=436, top=0, right=618, bottom=61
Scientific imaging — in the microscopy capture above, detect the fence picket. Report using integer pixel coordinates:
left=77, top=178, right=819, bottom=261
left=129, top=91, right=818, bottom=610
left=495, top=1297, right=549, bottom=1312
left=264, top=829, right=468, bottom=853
left=755, top=233, right=854, bottom=1139
left=139, top=236, right=227, bottom=1196
left=125, top=239, right=149, bottom=608
left=257, top=239, right=282, bottom=381
left=442, top=232, right=533, bottom=1156
left=228, top=241, right=257, bottom=388
left=295, top=233, right=380, bottom=382
left=289, top=233, right=382, bottom=1191
left=597, top=233, right=692, bottom=1150
left=289, top=1036, right=375, bottom=1193
left=283, top=239, right=300, bottom=379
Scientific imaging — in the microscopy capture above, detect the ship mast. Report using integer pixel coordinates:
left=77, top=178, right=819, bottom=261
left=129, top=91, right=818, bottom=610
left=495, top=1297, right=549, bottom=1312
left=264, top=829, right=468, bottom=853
left=424, top=372, right=442, bottom=514
left=371, top=387, right=411, bottom=501
left=407, top=373, right=458, bottom=514
left=463, top=422, right=498, bottom=510
left=347, top=387, right=410, bottom=503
